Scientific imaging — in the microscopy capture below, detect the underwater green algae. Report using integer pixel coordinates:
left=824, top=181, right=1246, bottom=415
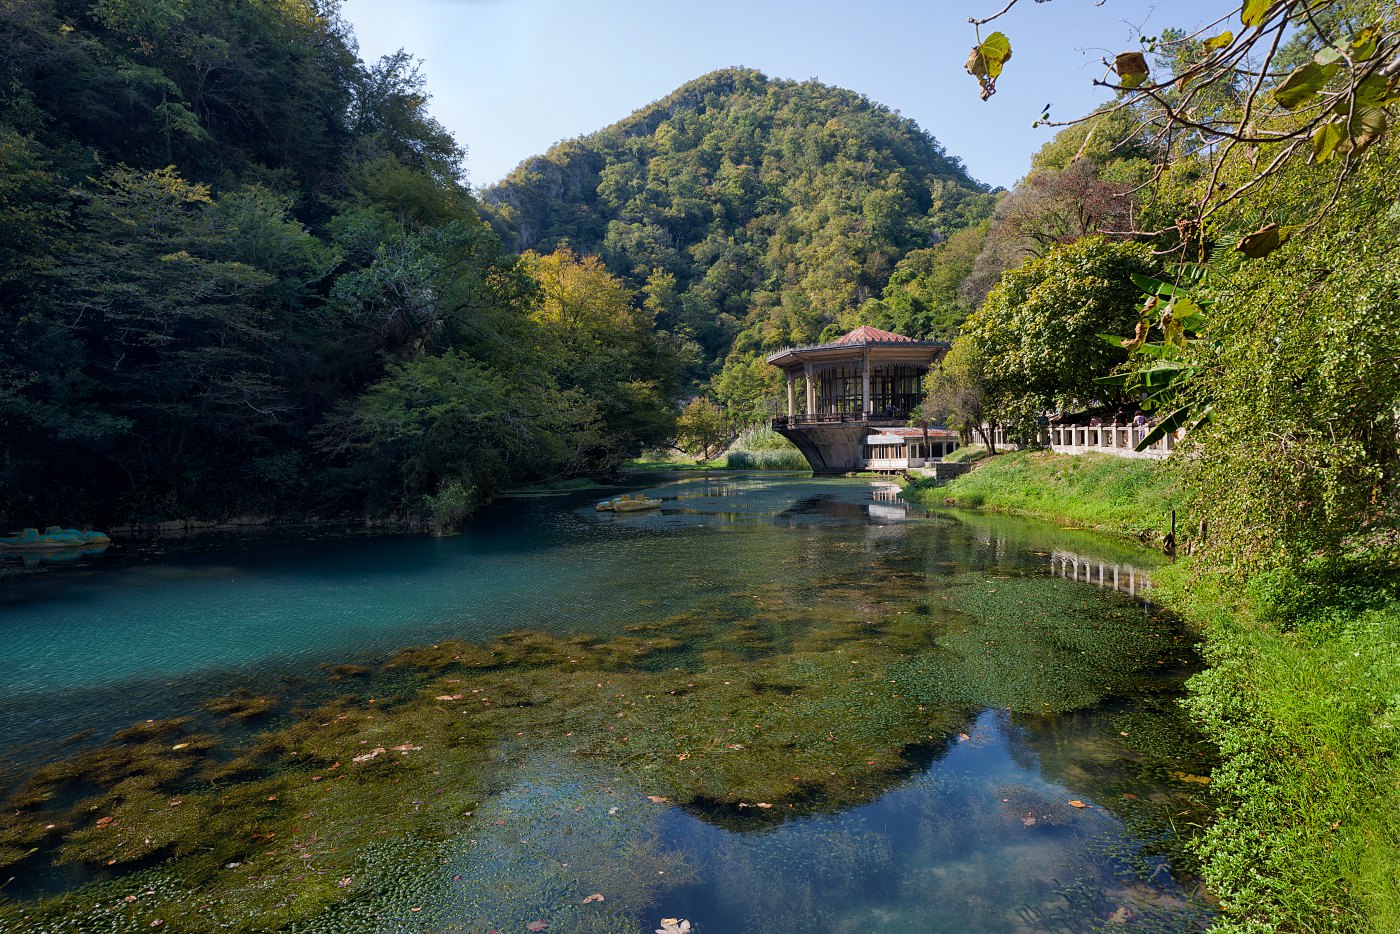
left=0, top=575, right=1209, bottom=932
left=0, top=481, right=1214, bottom=932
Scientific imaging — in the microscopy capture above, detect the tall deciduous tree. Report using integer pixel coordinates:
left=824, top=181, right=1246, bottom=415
left=675, top=398, right=730, bottom=461
left=953, top=236, right=1156, bottom=435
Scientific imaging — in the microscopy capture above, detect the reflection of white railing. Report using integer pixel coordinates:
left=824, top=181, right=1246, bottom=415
left=984, top=424, right=1175, bottom=460
left=870, top=482, right=904, bottom=503
left=1050, top=549, right=1151, bottom=597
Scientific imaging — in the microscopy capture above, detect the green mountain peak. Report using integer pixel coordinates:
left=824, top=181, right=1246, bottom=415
left=481, top=68, right=995, bottom=371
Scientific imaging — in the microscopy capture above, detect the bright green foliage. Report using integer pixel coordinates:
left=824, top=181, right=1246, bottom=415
left=1097, top=268, right=1214, bottom=451
left=674, top=398, right=730, bottom=461
left=1159, top=562, right=1400, bottom=932
left=952, top=237, right=1157, bottom=435
left=920, top=338, right=996, bottom=449
left=1185, top=152, right=1400, bottom=569
left=724, top=426, right=808, bottom=469
left=906, top=450, right=1182, bottom=544
left=480, top=68, right=994, bottom=371
left=522, top=249, right=680, bottom=450
left=711, top=351, right=784, bottom=428
left=853, top=221, right=990, bottom=340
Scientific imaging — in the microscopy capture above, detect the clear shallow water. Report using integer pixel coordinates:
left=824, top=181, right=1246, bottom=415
left=0, top=473, right=1215, bottom=932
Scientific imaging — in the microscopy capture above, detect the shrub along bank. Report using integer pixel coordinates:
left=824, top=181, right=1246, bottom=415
left=1157, top=562, right=1400, bottom=932
left=904, top=450, right=1400, bottom=931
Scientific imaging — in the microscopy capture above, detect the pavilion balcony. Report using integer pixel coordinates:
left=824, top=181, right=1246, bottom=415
left=771, top=412, right=917, bottom=430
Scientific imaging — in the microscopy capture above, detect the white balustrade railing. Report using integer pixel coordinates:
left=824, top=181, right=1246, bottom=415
left=982, top=423, right=1176, bottom=460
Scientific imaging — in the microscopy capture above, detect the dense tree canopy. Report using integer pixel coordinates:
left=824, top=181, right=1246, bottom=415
left=0, top=0, right=681, bottom=527
left=480, top=68, right=996, bottom=375
left=938, top=237, right=1156, bottom=436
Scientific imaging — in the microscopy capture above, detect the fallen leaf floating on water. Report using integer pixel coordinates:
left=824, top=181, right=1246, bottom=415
left=656, top=919, right=691, bottom=934
left=527, top=921, right=550, bottom=932
left=171, top=743, right=189, bottom=750
left=1068, top=800, right=1090, bottom=808
left=352, top=747, right=387, bottom=763
left=337, top=877, right=351, bottom=888
left=756, top=802, right=773, bottom=809
left=1021, top=814, right=1037, bottom=827
left=957, top=732, right=970, bottom=742
left=96, top=816, right=115, bottom=827
left=1107, top=906, right=1135, bottom=924
left=1169, top=770, right=1211, bottom=784
left=435, top=694, right=465, bottom=701
left=582, top=893, right=605, bottom=904
left=647, top=795, right=669, bottom=803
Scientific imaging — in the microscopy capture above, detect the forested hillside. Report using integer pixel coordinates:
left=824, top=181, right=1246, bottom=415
left=480, top=68, right=996, bottom=374
left=0, top=0, right=680, bottom=527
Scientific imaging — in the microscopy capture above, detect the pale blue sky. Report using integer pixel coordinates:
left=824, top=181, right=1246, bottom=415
left=340, top=0, right=1224, bottom=191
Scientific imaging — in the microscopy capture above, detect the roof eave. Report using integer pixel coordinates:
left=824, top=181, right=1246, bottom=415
left=766, top=338, right=947, bottom=369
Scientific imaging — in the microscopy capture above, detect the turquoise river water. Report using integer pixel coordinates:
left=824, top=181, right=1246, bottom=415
left=0, top=472, right=1216, bottom=933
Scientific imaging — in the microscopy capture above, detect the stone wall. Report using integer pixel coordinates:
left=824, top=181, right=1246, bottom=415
left=909, top=462, right=974, bottom=482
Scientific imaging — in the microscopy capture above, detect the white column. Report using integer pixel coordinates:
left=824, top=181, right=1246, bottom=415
left=786, top=374, right=795, bottom=418
left=804, top=362, right=816, bottom=415
left=861, top=350, right=871, bottom=415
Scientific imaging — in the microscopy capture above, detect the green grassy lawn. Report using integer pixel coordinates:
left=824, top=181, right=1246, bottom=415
left=904, top=449, right=1183, bottom=546
left=623, top=457, right=728, bottom=470
left=1157, top=563, right=1400, bottom=932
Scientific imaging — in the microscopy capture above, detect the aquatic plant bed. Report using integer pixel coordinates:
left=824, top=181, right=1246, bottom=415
left=0, top=475, right=1216, bottom=932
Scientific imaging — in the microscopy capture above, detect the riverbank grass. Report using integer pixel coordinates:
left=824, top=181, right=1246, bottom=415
left=1157, top=563, right=1400, bottom=931
left=628, top=427, right=811, bottom=471
left=904, top=450, right=1182, bottom=544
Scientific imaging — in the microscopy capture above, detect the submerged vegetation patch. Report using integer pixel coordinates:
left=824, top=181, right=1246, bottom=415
left=0, top=556, right=1213, bottom=932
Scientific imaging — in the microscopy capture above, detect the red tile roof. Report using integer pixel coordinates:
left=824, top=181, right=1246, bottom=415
left=832, top=325, right=921, bottom=345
